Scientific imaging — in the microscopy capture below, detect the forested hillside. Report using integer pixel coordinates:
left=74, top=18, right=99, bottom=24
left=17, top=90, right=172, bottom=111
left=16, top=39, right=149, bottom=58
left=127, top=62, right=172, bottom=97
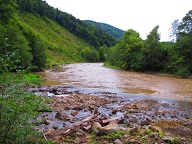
left=16, top=0, right=117, bottom=48
left=18, top=12, right=92, bottom=67
left=106, top=10, right=192, bottom=77
left=84, top=20, right=124, bottom=39
left=0, top=0, right=120, bottom=71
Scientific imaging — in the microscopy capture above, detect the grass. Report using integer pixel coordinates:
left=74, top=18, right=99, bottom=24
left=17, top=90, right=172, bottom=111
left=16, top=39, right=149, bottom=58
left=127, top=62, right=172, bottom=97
left=18, top=12, right=93, bottom=67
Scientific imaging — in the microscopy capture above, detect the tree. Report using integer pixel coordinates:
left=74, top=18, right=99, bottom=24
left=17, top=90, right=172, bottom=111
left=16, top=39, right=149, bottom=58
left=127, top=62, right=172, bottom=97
left=169, top=19, right=180, bottom=42
left=0, top=25, right=32, bottom=71
left=141, top=25, right=168, bottom=71
left=81, top=47, right=99, bottom=62
left=107, top=29, right=143, bottom=70
left=98, top=46, right=106, bottom=62
left=175, top=10, right=192, bottom=75
left=0, top=0, right=17, bottom=23
left=180, top=10, right=192, bottom=33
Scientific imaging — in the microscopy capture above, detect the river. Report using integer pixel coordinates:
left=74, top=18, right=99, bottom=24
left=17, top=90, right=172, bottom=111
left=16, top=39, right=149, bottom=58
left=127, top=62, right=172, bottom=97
left=39, top=63, right=192, bottom=109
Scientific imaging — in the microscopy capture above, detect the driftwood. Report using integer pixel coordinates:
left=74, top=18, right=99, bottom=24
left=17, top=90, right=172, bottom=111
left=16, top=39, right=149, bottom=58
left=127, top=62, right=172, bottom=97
left=102, top=117, right=124, bottom=124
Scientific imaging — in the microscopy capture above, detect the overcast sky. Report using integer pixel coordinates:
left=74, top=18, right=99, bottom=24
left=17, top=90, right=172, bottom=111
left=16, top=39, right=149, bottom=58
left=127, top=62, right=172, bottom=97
left=45, top=0, right=192, bottom=41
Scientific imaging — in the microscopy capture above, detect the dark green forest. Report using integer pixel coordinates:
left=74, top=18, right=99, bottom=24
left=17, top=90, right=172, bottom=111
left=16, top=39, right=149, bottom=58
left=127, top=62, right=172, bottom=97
left=16, top=0, right=117, bottom=48
left=106, top=11, right=192, bottom=77
left=0, top=0, right=192, bottom=77
left=84, top=20, right=124, bottom=39
left=0, top=0, right=118, bottom=72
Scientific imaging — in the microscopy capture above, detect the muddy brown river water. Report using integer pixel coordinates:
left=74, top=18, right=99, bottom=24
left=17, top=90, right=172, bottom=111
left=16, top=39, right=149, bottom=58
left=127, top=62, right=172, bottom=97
left=39, top=63, right=192, bottom=109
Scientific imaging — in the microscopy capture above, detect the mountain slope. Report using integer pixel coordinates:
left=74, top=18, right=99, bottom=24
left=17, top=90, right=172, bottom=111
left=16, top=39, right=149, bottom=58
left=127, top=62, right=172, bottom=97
left=16, top=0, right=117, bottom=48
left=84, top=20, right=124, bottom=39
left=18, top=12, right=92, bottom=67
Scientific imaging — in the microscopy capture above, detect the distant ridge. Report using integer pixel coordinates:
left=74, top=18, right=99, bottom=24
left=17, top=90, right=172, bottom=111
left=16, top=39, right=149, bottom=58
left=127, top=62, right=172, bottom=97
left=84, top=20, right=124, bottom=39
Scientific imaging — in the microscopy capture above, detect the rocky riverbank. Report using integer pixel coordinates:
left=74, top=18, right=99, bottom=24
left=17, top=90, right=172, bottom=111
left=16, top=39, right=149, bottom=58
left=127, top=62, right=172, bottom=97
left=30, top=86, right=192, bottom=143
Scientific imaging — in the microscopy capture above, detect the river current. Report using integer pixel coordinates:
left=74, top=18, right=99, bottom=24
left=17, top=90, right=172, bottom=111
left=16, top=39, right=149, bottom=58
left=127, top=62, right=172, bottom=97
left=39, top=63, right=192, bottom=109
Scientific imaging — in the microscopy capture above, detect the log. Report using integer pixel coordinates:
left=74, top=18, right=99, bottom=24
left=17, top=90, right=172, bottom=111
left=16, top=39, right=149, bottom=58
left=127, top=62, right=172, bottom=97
left=102, top=117, right=123, bottom=124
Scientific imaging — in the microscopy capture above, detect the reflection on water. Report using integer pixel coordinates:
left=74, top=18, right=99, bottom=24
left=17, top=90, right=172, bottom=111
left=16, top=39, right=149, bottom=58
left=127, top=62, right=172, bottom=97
left=39, top=63, right=192, bottom=107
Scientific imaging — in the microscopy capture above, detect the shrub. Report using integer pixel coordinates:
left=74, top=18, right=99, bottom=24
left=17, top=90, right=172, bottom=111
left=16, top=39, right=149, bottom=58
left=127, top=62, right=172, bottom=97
left=0, top=72, right=48, bottom=143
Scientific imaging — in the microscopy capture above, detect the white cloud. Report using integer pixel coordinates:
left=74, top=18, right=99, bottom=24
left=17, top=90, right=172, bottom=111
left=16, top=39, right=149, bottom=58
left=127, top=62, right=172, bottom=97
left=45, top=0, right=192, bottom=41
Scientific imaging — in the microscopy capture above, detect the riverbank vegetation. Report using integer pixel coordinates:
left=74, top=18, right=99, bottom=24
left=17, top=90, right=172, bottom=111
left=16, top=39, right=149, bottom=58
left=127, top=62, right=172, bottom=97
left=106, top=10, right=192, bottom=77
left=1, top=0, right=192, bottom=143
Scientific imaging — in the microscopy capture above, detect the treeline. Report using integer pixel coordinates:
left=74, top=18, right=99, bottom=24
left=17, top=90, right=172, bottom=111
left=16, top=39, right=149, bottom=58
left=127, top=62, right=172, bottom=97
left=16, top=0, right=117, bottom=48
left=0, top=0, right=46, bottom=71
left=106, top=10, right=192, bottom=77
left=84, top=20, right=124, bottom=39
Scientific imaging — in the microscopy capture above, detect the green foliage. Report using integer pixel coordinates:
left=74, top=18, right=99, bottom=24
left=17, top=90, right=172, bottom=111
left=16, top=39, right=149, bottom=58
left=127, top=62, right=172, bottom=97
left=16, top=0, right=117, bottom=48
left=0, top=25, right=32, bottom=71
left=85, top=20, right=124, bottom=39
left=141, top=25, right=169, bottom=71
left=98, top=46, right=107, bottom=62
left=24, top=73, right=43, bottom=85
left=0, top=72, right=48, bottom=143
left=19, top=27, right=47, bottom=71
left=19, top=12, right=91, bottom=66
left=108, top=131, right=121, bottom=139
left=101, top=131, right=121, bottom=140
left=0, top=0, right=17, bottom=23
left=106, top=29, right=143, bottom=70
left=175, top=66, right=190, bottom=78
left=81, top=47, right=99, bottom=62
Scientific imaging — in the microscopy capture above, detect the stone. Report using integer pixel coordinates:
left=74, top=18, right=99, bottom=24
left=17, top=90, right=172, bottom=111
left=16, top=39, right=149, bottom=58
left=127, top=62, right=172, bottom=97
left=100, top=120, right=120, bottom=134
left=92, top=122, right=102, bottom=134
left=55, top=110, right=70, bottom=120
left=140, top=120, right=150, bottom=126
left=44, top=120, right=50, bottom=125
left=114, top=139, right=123, bottom=144
left=124, top=119, right=131, bottom=126
left=53, top=126, right=59, bottom=130
left=71, top=110, right=78, bottom=116
left=162, top=135, right=173, bottom=143
left=149, top=125, right=162, bottom=132
left=83, top=125, right=92, bottom=131
left=129, top=127, right=139, bottom=133
left=39, top=87, right=47, bottom=92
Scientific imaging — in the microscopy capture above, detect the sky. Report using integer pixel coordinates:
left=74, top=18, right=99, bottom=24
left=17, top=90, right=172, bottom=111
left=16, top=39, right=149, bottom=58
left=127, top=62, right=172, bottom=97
left=45, top=0, right=192, bottom=41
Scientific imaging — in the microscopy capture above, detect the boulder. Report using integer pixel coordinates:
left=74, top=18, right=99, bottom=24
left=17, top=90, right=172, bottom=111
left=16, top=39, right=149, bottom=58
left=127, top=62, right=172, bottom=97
left=100, top=120, right=120, bottom=134
left=55, top=110, right=70, bottom=120
left=149, top=125, right=162, bottom=132
left=114, top=139, right=123, bottom=144
left=92, top=122, right=102, bottom=134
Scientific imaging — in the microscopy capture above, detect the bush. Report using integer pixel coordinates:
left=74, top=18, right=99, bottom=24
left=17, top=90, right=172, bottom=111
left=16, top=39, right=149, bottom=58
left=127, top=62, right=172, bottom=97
left=0, top=72, right=48, bottom=143
left=175, top=66, right=190, bottom=78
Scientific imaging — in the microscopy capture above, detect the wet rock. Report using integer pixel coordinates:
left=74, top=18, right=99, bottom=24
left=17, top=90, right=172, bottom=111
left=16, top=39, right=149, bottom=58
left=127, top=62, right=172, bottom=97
left=82, top=125, right=92, bottom=131
left=140, top=120, right=150, bottom=126
left=100, top=121, right=120, bottom=134
left=71, top=110, right=78, bottom=116
left=162, top=135, right=174, bottom=143
left=55, top=110, right=70, bottom=120
left=129, top=127, right=139, bottom=134
left=129, top=138, right=140, bottom=144
left=128, top=109, right=139, bottom=113
left=114, top=139, right=123, bottom=144
left=161, top=103, right=169, bottom=108
left=124, top=119, right=131, bottom=126
left=129, top=115, right=138, bottom=122
left=39, top=87, right=48, bottom=92
left=149, top=125, right=162, bottom=132
left=92, top=122, right=102, bottom=134
left=29, top=87, right=39, bottom=92
left=44, top=120, right=50, bottom=125
left=53, top=126, right=59, bottom=130
left=130, top=103, right=138, bottom=109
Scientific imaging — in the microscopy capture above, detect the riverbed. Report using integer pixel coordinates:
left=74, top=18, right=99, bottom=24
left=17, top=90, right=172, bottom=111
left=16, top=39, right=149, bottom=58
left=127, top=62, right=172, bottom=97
left=39, top=63, right=192, bottom=109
